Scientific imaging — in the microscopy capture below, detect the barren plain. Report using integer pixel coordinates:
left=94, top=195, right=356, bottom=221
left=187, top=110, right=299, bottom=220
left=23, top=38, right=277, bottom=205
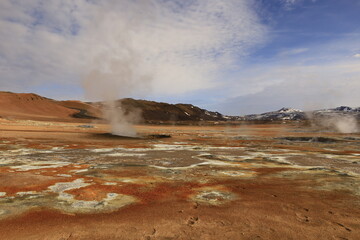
left=0, top=119, right=359, bottom=239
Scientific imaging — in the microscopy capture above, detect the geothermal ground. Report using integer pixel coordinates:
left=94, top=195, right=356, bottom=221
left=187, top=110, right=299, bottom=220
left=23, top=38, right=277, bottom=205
left=0, top=119, right=359, bottom=239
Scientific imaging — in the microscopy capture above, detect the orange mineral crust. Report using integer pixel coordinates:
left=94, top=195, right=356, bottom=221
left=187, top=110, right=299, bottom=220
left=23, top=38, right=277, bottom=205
left=0, top=172, right=71, bottom=196
left=0, top=178, right=359, bottom=240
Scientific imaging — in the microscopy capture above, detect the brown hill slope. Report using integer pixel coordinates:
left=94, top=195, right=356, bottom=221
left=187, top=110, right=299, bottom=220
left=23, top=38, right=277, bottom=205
left=0, top=91, right=79, bottom=121
left=57, top=100, right=102, bottom=119
left=119, top=98, right=225, bottom=122
left=0, top=91, right=227, bottom=123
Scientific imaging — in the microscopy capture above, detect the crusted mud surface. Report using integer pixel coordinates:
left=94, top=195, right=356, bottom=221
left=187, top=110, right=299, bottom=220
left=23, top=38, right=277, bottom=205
left=0, top=120, right=359, bottom=239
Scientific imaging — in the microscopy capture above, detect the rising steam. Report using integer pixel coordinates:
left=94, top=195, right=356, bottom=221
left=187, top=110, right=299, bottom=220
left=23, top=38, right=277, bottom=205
left=80, top=0, right=265, bottom=136
left=0, top=1, right=266, bottom=135
left=325, top=116, right=359, bottom=133
left=83, top=55, right=151, bottom=137
left=311, top=115, right=359, bottom=134
left=82, top=2, right=153, bottom=137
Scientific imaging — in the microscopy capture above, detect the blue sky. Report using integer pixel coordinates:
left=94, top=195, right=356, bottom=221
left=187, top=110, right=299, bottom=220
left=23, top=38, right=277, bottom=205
left=1, top=0, right=360, bottom=114
left=254, top=0, right=360, bottom=59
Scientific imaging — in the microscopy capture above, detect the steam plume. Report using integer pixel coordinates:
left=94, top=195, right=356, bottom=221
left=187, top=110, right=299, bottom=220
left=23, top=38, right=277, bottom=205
left=310, top=114, right=359, bottom=134
left=82, top=2, right=153, bottom=136
left=334, top=116, right=359, bottom=133
left=83, top=44, right=151, bottom=137
left=80, top=0, right=265, bottom=136
left=320, top=116, right=359, bottom=133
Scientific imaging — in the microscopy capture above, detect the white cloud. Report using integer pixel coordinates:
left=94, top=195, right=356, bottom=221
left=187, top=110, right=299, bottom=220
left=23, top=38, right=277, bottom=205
left=0, top=0, right=267, bottom=100
left=354, top=53, right=360, bottom=58
left=216, top=36, right=360, bottom=115
left=219, top=59, right=360, bottom=115
left=278, top=48, right=308, bottom=56
left=283, top=0, right=300, bottom=4
left=280, top=0, right=317, bottom=10
left=281, top=0, right=303, bottom=10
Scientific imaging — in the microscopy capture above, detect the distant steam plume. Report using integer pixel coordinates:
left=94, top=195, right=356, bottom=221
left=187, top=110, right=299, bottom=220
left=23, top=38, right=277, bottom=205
left=333, top=116, right=359, bottom=133
left=310, top=114, right=359, bottom=134
left=319, top=116, right=359, bottom=134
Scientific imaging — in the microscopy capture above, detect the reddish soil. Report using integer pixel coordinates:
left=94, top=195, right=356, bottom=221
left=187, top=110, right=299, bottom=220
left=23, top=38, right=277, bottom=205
left=0, top=178, right=359, bottom=240
left=0, top=120, right=359, bottom=239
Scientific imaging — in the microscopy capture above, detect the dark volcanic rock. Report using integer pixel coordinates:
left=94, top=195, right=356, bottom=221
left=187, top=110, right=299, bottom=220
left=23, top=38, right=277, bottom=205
left=276, top=136, right=341, bottom=143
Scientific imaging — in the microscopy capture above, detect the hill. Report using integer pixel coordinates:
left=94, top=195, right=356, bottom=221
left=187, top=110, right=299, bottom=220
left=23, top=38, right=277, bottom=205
left=118, top=98, right=225, bottom=123
left=1, top=91, right=358, bottom=124
left=0, top=91, right=226, bottom=123
left=0, top=91, right=79, bottom=121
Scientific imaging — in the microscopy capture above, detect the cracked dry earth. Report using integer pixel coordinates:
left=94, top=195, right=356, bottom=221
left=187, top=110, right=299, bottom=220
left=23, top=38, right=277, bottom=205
left=0, top=120, right=359, bottom=239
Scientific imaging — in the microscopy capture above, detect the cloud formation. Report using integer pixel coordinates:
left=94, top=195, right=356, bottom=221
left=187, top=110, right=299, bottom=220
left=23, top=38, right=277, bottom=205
left=0, top=0, right=266, bottom=100
left=281, top=0, right=303, bottom=10
left=278, top=48, right=308, bottom=57
left=280, top=0, right=317, bottom=10
left=1, top=0, right=358, bottom=116
left=219, top=37, right=360, bottom=115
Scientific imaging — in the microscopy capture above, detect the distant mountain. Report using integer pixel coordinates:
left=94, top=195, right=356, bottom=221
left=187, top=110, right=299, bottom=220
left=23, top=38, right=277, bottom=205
left=242, top=108, right=306, bottom=121
left=240, top=106, right=360, bottom=121
left=308, top=106, right=360, bottom=123
left=313, top=106, right=360, bottom=115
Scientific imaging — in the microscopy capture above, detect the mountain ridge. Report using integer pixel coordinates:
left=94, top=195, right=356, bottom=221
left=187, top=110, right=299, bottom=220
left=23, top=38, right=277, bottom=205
left=0, top=91, right=358, bottom=123
left=242, top=106, right=360, bottom=121
left=0, top=91, right=227, bottom=122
